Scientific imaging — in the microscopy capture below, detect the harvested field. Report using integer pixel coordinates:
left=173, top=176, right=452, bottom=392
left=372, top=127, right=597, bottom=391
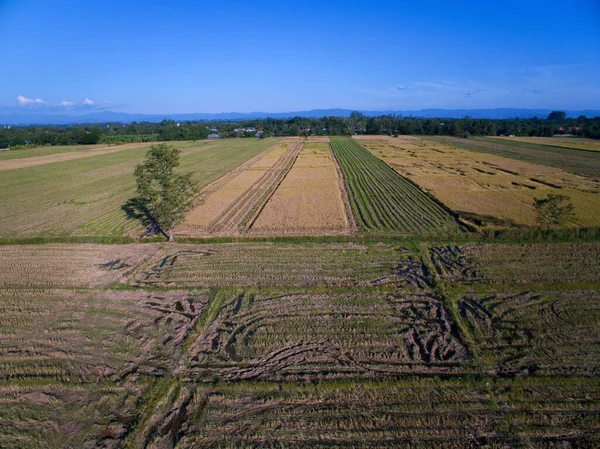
left=252, top=142, right=349, bottom=234
left=458, top=289, right=600, bottom=375
left=361, top=137, right=600, bottom=228
left=0, top=138, right=275, bottom=238
left=330, top=137, right=461, bottom=234
left=186, top=290, right=468, bottom=381
left=176, top=378, right=600, bottom=448
left=0, top=143, right=127, bottom=161
left=306, top=136, right=331, bottom=142
left=0, top=142, right=154, bottom=171
left=459, top=242, right=600, bottom=285
left=0, top=288, right=208, bottom=381
left=1, top=239, right=600, bottom=447
left=182, top=141, right=286, bottom=229
left=0, top=381, right=147, bottom=449
left=427, top=135, right=600, bottom=178
left=0, top=243, right=158, bottom=287
left=491, top=135, right=600, bottom=152
left=132, top=242, right=408, bottom=288
left=197, top=140, right=303, bottom=235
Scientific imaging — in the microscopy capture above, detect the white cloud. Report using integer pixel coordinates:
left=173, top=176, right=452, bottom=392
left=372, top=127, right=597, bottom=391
left=17, top=95, right=46, bottom=106
left=83, top=97, right=95, bottom=105
left=59, top=100, right=75, bottom=107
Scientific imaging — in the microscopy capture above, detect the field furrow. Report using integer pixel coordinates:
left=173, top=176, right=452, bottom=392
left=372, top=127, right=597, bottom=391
left=330, top=137, right=460, bottom=234
left=207, top=141, right=303, bottom=234
left=251, top=141, right=350, bottom=234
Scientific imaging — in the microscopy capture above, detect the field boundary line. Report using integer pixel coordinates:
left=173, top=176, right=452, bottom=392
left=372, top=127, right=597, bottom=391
left=329, top=142, right=358, bottom=234
left=188, top=138, right=284, bottom=211
left=207, top=141, right=303, bottom=234
left=243, top=142, right=303, bottom=232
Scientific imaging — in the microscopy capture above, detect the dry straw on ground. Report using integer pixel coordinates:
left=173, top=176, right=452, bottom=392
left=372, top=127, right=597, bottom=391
left=361, top=137, right=600, bottom=228
left=252, top=142, right=349, bottom=233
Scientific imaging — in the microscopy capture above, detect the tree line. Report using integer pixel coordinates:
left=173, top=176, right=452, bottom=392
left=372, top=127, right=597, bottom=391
left=2, top=111, right=599, bottom=148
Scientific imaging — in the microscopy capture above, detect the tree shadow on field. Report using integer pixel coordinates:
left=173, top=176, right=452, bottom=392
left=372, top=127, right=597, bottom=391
left=122, top=197, right=167, bottom=238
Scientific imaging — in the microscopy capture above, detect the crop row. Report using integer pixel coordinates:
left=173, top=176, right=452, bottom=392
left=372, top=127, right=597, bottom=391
left=176, top=377, right=600, bottom=448
left=134, top=242, right=406, bottom=288
left=186, top=290, right=468, bottom=381
left=330, top=137, right=460, bottom=234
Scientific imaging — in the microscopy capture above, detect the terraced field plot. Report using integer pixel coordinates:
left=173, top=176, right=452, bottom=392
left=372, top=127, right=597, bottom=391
left=252, top=141, right=350, bottom=234
left=361, top=136, right=600, bottom=229
left=330, top=137, right=460, bottom=235
left=0, top=138, right=276, bottom=237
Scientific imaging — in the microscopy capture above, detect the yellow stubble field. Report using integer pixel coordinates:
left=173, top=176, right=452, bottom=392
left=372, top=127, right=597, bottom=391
left=251, top=141, right=349, bottom=234
left=183, top=143, right=288, bottom=228
left=490, top=136, right=600, bottom=152
left=359, top=137, right=600, bottom=228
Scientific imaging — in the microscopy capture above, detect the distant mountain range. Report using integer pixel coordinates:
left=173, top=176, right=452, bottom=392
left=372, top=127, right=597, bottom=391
left=2, top=108, right=599, bottom=125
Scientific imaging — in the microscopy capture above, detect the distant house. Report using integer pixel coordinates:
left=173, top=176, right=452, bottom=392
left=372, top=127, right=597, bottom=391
left=246, top=127, right=256, bottom=132
left=255, top=130, right=264, bottom=138
left=210, top=128, right=218, bottom=132
left=207, top=133, right=220, bottom=139
left=234, top=128, right=243, bottom=132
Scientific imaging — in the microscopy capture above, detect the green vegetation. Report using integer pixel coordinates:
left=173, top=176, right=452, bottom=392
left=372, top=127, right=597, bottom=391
left=132, top=144, right=199, bottom=241
left=0, top=138, right=275, bottom=238
left=330, top=137, right=460, bottom=234
left=534, top=193, right=576, bottom=230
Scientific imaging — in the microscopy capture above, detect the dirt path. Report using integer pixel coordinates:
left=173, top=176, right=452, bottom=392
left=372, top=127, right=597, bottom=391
left=0, top=142, right=156, bottom=171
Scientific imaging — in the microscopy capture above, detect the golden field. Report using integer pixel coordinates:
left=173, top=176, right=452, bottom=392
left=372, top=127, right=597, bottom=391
left=252, top=142, right=349, bottom=233
left=490, top=136, right=600, bottom=151
left=183, top=143, right=287, bottom=228
left=359, top=137, right=600, bottom=228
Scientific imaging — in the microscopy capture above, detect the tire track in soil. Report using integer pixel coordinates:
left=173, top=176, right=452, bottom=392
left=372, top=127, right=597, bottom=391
left=207, top=141, right=303, bottom=234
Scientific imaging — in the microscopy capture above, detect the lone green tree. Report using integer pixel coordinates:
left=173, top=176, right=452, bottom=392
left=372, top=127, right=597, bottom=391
left=133, top=144, right=198, bottom=242
left=533, top=193, right=575, bottom=230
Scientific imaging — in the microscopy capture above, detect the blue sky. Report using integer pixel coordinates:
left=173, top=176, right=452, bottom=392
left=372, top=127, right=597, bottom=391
left=1, top=0, right=599, bottom=114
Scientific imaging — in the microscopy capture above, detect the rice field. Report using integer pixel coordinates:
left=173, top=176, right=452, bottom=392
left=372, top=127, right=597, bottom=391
left=251, top=141, right=350, bottom=234
left=1, top=240, right=599, bottom=447
left=0, top=138, right=276, bottom=238
left=360, top=136, right=600, bottom=229
left=2, top=133, right=600, bottom=447
left=330, top=137, right=461, bottom=235
left=131, top=241, right=408, bottom=288
left=491, top=135, right=600, bottom=152
left=428, top=135, right=600, bottom=178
